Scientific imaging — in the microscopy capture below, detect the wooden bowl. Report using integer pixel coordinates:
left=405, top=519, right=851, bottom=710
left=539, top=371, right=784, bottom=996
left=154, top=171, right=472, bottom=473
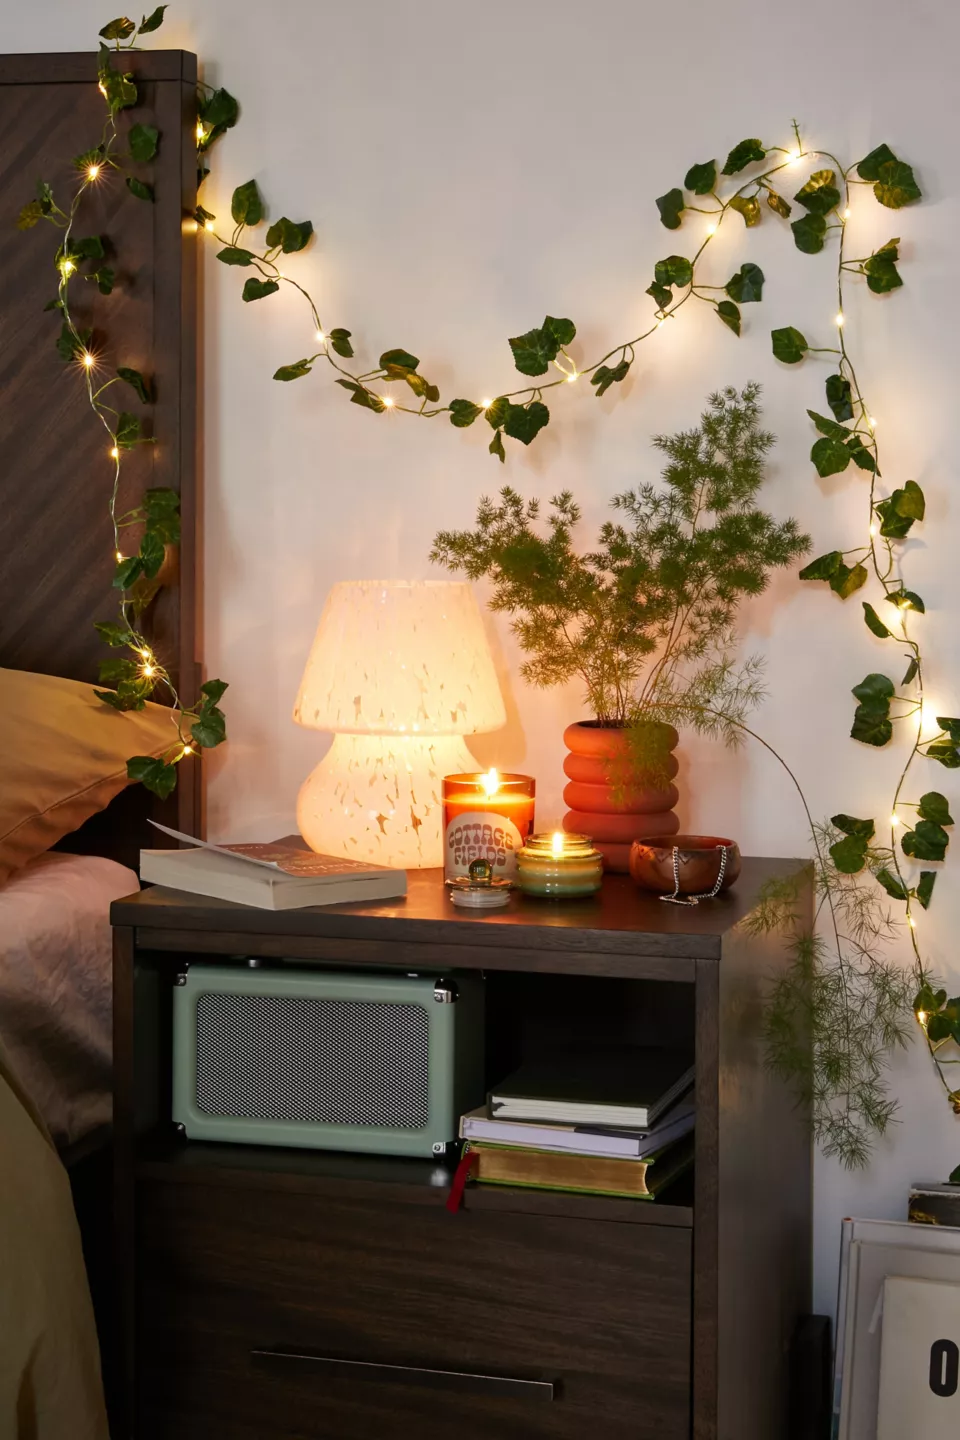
left=628, top=835, right=741, bottom=895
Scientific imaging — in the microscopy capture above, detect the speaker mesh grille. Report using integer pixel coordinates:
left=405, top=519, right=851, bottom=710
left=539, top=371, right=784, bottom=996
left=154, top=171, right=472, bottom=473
left=194, top=992, right=430, bottom=1128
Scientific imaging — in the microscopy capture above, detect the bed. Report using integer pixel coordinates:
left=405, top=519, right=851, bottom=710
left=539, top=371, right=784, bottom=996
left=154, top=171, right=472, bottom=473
left=0, top=46, right=201, bottom=1437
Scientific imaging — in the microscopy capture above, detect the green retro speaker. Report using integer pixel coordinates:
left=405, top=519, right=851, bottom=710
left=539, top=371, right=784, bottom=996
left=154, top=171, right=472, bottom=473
left=171, top=964, right=484, bottom=1158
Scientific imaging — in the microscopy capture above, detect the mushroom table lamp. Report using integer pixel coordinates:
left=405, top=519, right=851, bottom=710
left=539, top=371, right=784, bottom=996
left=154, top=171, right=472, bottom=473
left=292, top=581, right=507, bottom=868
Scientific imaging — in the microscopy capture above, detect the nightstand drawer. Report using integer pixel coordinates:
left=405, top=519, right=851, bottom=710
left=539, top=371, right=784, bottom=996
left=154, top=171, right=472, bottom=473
left=136, top=1175, right=691, bottom=1439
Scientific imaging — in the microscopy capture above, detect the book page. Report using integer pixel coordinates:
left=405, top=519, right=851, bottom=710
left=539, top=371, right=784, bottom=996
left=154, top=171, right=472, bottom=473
left=147, top=822, right=394, bottom=877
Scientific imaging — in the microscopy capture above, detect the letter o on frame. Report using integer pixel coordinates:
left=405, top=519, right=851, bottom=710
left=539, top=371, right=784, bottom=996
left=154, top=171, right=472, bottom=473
left=929, top=1338, right=960, bottom=1397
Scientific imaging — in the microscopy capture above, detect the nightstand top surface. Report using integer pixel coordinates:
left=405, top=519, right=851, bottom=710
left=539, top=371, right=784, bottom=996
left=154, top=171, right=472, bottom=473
left=111, top=856, right=807, bottom=962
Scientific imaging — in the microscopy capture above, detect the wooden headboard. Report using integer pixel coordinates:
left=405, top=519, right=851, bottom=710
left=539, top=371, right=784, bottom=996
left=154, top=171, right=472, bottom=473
left=0, top=50, right=202, bottom=862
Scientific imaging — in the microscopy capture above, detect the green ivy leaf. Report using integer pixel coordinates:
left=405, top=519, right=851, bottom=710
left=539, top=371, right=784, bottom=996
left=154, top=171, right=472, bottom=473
left=832, top=814, right=876, bottom=839
left=200, top=678, right=228, bottom=706
left=937, top=718, right=960, bottom=743
left=449, top=399, right=484, bottom=428
left=791, top=213, right=827, bottom=254
left=716, top=300, right=741, bottom=336
left=113, top=554, right=145, bottom=590
left=241, top=277, right=279, bottom=302
left=811, top=436, right=852, bottom=477
left=55, top=323, right=92, bottom=363
left=926, top=739, right=960, bottom=770
left=96, top=267, right=115, bottom=295
left=485, top=397, right=509, bottom=429
left=126, top=755, right=178, bottom=798
left=826, top=374, right=854, bottom=422
left=729, top=194, right=761, bottom=227
left=725, top=263, right=764, bottom=303
left=902, top=656, right=919, bottom=686
left=876, top=481, right=925, bottom=538
left=772, top=326, right=808, bottom=364
left=807, top=409, right=850, bottom=441
left=231, top=179, right=263, bottom=227
left=69, top=235, right=106, bottom=261
left=646, top=281, right=674, bottom=311
left=191, top=705, right=226, bottom=748
left=98, top=656, right=139, bottom=685
left=654, top=255, right=693, bottom=289
left=216, top=247, right=255, bottom=266
left=857, top=144, right=898, bottom=182
left=794, top=169, right=841, bottom=216
left=831, top=562, right=868, bottom=600
left=874, top=160, right=921, bottom=210
left=195, top=205, right=215, bottom=226
left=851, top=673, right=894, bottom=747
left=684, top=160, right=716, bottom=195
left=274, top=360, right=313, bottom=381
left=95, top=686, right=146, bottom=712
left=143, top=487, right=180, bottom=543
left=656, top=188, right=685, bottom=230
left=489, top=429, right=506, bottom=463
left=864, top=239, right=902, bottom=294
left=99, top=15, right=136, bottom=39
left=830, top=833, right=870, bottom=873
left=918, top=792, right=954, bottom=827
left=508, top=316, right=575, bottom=377
left=885, top=587, right=925, bottom=615
left=139, top=529, right=165, bottom=579
left=722, top=138, right=765, bottom=175
left=380, top=348, right=419, bottom=371
left=328, top=328, right=353, bottom=358
left=875, top=867, right=909, bottom=901
left=115, top=411, right=142, bottom=449
left=99, top=63, right=138, bottom=113
left=799, top=551, right=843, bottom=582
left=198, top=88, right=239, bottom=130
left=863, top=602, right=892, bottom=639
left=766, top=190, right=792, bottom=219
left=94, top=621, right=135, bottom=647
left=503, top=401, right=549, bottom=446
left=126, top=176, right=154, bottom=203
left=264, top=217, right=313, bottom=253
left=590, top=358, right=631, bottom=396
left=137, top=5, right=168, bottom=33
left=117, top=366, right=152, bottom=403
left=335, top=379, right=386, bottom=413
left=17, top=200, right=43, bottom=230
left=129, top=123, right=159, bottom=163
left=846, top=436, right=878, bottom=473
left=902, top=820, right=949, bottom=862
left=916, top=872, right=937, bottom=909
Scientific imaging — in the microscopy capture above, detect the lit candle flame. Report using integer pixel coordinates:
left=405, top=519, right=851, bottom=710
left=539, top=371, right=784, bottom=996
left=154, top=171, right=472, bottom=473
left=480, top=768, right=500, bottom=799
left=551, top=831, right=565, bottom=857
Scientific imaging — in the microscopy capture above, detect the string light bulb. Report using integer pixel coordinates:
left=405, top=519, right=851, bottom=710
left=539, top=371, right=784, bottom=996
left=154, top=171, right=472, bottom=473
left=115, top=550, right=124, bottom=563
left=566, top=370, right=579, bottom=383
left=890, top=813, right=901, bottom=827
left=315, top=330, right=326, bottom=344
left=842, top=206, right=851, bottom=220
left=706, top=222, right=717, bottom=236
left=87, top=163, right=101, bottom=181
left=868, top=415, right=877, bottom=429
left=181, top=744, right=194, bottom=758
left=788, top=148, right=802, bottom=164
left=835, top=312, right=845, bottom=328
left=109, top=446, right=119, bottom=459
left=142, top=664, right=155, bottom=677
left=481, top=398, right=492, bottom=409
left=97, top=80, right=107, bottom=97
left=196, top=122, right=206, bottom=143
left=382, top=395, right=395, bottom=408
left=62, top=259, right=75, bottom=276
left=909, top=916, right=917, bottom=929
left=870, top=522, right=878, bottom=537
left=81, top=351, right=95, bottom=368
left=204, top=219, right=215, bottom=232
left=918, top=1009, right=928, bottom=1026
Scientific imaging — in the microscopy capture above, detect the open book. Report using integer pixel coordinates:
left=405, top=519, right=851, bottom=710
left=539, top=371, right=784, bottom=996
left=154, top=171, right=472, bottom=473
left=139, top=822, right=407, bottom=910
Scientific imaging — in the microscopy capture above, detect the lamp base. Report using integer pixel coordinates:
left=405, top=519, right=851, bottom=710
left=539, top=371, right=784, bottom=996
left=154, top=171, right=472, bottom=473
left=297, top=733, right=477, bottom=869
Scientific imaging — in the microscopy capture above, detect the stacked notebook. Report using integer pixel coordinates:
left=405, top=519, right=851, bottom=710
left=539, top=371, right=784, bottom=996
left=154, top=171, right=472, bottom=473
left=461, top=1048, right=695, bottom=1201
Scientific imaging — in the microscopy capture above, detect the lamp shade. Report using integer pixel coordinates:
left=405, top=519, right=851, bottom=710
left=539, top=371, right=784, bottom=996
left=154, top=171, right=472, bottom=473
left=292, top=581, right=507, bottom=868
left=293, top=581, right=507, bottom=737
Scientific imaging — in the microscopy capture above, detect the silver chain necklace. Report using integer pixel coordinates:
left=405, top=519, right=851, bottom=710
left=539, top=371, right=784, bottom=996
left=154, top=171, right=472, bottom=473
left=659, top=844, right=729, bottom=906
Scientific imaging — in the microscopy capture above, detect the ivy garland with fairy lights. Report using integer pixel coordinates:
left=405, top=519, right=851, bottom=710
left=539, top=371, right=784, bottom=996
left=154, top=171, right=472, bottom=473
left=19, top=10, right=960, bottom=1165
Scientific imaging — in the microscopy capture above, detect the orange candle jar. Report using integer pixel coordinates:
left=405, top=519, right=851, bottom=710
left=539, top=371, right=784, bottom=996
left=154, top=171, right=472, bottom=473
left=442, top=770, right=536, bottom=883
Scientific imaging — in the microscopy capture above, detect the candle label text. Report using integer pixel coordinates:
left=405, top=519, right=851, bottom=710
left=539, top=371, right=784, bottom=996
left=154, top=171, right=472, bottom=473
left=444, top=811, right=526, bottom=881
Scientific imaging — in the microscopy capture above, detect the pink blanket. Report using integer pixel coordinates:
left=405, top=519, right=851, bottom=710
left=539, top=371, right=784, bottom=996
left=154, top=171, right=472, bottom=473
left=0, top=852, right=137, bottom=1151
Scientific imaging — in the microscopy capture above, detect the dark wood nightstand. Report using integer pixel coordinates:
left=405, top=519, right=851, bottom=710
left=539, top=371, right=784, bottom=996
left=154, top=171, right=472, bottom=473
left=111, top=860, right=812, bottom=1440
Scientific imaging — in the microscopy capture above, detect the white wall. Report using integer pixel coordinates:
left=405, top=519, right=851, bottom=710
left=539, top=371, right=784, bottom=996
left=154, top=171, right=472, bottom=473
left=11, top=0, right=960, bottom=1320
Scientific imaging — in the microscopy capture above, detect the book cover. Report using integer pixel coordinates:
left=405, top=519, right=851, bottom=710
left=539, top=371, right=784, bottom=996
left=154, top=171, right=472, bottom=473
left=489, top=1049, right=695, bottom=1129
left=464, top=1134, right=694, bottom=1200
left=459, top=1101, right=694, bottom=1160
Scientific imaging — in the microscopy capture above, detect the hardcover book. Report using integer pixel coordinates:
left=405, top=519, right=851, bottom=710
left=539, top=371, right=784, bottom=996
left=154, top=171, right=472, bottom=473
left=489, top=1049, right=695, bottom=1129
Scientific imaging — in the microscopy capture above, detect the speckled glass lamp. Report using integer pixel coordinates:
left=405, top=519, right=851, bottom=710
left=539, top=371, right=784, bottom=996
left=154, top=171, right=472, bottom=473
left=292, top=581, right=507, bottom=868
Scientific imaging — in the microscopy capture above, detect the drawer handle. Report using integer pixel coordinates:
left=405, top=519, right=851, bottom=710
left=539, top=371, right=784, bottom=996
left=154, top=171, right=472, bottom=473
left=251, top=1348, right=555, bottom=1401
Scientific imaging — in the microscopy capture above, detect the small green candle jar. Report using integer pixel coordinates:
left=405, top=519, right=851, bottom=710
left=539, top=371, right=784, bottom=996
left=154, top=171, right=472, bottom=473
left=515, top=831, right=604, bottom=898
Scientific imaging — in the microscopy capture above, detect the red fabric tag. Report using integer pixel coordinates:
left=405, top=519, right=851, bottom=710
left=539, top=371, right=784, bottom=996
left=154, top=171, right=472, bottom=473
left=446, top=1149, right=480, bottom=1213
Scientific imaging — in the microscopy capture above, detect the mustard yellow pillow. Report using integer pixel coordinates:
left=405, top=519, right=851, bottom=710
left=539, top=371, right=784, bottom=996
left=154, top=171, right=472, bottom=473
left=0, top=669, right=180, bottom=883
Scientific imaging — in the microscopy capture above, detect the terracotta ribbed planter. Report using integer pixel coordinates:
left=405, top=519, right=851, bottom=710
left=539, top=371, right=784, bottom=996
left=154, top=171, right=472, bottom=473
left=562, top=720, right=680, bottom=873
